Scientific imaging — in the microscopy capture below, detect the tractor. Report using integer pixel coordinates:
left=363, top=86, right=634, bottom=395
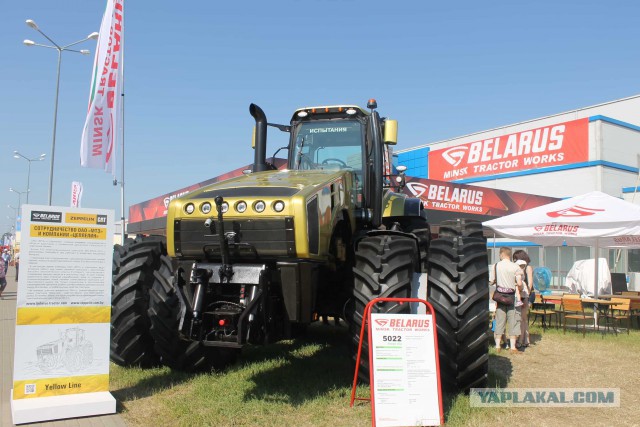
left=37, top=327, right=93, bottom=372
left=110, top=100, right=489, bottom=392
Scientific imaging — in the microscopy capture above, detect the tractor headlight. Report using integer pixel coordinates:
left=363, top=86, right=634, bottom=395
left=254, top=200, right=266, bottom=213
left=219, top=202, right=229, bottom=214
left=235, top=201, right=247, bottom=213
left=185, top=203, right=195, bottom=214
left=201, top=202, right=212, bottom=214
left=273, top=200, right=285, bottom=212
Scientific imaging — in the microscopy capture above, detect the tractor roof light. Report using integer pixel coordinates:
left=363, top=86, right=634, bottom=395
left=219, top=202, right=229, bottom=214
left=297, top=111, right=308, bottom=118
left=185, top=203, right=195, bottom=214
left=201, top=202, right=212, bottom=214
left=345, top=108, right=357, bottom=115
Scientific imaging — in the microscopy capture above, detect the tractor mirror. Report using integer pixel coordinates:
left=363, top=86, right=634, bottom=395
left=384, top=119, right=398, bottom=145
left=252, top=126, right=256, bottom=149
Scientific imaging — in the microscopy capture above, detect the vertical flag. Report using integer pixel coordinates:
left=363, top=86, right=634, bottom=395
left=80, top=0, right=124, bottom=173
left=71, top=181, right=84, bottom=207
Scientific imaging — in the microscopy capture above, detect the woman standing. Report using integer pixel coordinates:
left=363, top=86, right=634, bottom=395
left=513, top=250, right=533, bottom=348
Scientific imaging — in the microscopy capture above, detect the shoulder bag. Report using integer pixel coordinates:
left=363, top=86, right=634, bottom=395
left=492, top=262, right=516, bottom=305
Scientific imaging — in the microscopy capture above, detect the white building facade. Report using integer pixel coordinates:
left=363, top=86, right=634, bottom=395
left=397, top=94, right=640, bottom=290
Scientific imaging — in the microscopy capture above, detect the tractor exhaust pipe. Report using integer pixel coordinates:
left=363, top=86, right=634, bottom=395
left=250, top=103, right=269, bottom=173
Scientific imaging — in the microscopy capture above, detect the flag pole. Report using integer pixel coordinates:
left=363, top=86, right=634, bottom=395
left=120, top=1, right=126, bottom=241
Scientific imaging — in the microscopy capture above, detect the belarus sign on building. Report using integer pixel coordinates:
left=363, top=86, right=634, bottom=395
left=428, top=118, right=589, bottom=181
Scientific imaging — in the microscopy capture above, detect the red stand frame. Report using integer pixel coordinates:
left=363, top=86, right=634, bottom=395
left=349, top=297, right=444, bottom=426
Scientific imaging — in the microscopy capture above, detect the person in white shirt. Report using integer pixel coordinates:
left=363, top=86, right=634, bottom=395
left=493, top=247, right=524, bottom=354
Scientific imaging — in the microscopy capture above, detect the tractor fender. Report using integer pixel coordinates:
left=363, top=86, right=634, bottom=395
left=383, top=192, right=424, bottom=218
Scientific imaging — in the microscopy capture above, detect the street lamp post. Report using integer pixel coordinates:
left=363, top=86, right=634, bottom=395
left=9, top=188, right=29, bottom=210
left=23, top=19, right=98, bottom=206
left=13, top=151, right=46, bottom=204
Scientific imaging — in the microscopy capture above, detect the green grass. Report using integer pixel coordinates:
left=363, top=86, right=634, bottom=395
left=110, top=325, right=373, bottom=426
left=110, top=321, right=640, bottom=426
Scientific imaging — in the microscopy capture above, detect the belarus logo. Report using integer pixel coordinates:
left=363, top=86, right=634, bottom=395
left=374, top=319, right=389, bottom=327
left=534, top=226, right=544, bottom=232
left=546, top=206, right=604, bottom=218
left=31, top=211, right=62, bottom=223
left=442, top=146, right=468, bottom=167
left=405, top=182, right=429, bottom=198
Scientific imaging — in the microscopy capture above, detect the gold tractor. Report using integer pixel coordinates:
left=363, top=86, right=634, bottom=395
left=110, top=100, right=489, bottom=392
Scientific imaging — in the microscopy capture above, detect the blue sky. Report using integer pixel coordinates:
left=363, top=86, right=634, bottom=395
left=1, top=0, right=639, bottom=231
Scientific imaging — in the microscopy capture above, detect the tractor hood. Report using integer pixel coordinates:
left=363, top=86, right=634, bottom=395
left=166, top=167, right=358, bottom=260
left=180, top=169, right=348, bottom=201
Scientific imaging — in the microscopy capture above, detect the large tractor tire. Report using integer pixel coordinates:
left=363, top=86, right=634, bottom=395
left=148, top=269, right=238, bottom=372
left=427, top=220, right=489, bottom=393
left=110, top=235, right=169, bottom=367
left=349, top=234, right=416, bottom=382
left=438, top=218, right=484, bottom=239
left=400, top=215, right=431, bottom=272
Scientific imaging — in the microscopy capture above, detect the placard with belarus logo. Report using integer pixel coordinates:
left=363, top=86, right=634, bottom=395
left=11, top=205, right=116, bottom=424
left=369, top=313, right=442, bottom=427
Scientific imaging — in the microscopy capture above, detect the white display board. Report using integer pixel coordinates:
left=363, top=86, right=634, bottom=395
left=370, top=313, right=442, bottom=427
left=11, top=205, right=116, bottom=424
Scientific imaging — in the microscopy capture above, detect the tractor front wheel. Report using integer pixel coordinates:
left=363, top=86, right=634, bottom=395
left=427, top=220, right=489, bottom=393
left=349, top=234, right=415, bottom=382
left=110, top=235, right=168, bottom=367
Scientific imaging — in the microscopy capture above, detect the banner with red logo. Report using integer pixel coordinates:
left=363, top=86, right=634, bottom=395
left=80, top=0, right=124, bottom=173
left=428, top=118, right=589, bottom=181
left=403, top=177, right=558, bottom=219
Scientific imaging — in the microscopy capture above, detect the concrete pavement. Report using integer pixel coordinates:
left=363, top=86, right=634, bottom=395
left=1, top=266, right=126, bottom=427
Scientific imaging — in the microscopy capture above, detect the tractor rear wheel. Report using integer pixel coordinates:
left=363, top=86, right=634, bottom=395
left=110, top=235, right=168, bottom=367
left=148, top=269, right=239, bottom=372
left=349, top=234, right=415, bottom=382
left=427, top=220, right=489, bottom=393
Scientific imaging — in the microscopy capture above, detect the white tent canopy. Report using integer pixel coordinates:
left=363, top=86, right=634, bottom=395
left=483, top=191, right=640, bottom=298
left=483, top=191, right=640, bottom=248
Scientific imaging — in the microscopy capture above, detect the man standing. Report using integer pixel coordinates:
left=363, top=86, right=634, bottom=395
left=493, top=247, right=523, bottom=354
left=2, top=249, right=10, bottom=273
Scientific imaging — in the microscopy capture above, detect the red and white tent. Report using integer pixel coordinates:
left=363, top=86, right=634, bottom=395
left=483, top=191, right=640, bottom=248
left=483, top=191, right=640, bottom=297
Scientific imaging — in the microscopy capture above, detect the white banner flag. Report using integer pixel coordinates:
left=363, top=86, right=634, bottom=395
left=80, top=0, right=124, bottom=173
left=71, top=181, right=83, bottom=207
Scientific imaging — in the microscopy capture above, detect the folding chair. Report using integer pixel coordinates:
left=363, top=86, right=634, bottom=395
left=529, top=294, right=558, bottom=331
left=606, top=298, right=632, bottom=334
left=562, top=295, right=595, bottom=337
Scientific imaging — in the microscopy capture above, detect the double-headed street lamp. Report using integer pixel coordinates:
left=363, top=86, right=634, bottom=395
left=9, top=188, right=29, bottom=210
left=23, top=19, right=98, bottom=206
left=13, top=151, right=45, bottom=204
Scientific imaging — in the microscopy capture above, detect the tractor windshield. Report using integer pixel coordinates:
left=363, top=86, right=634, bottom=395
left=290, top=120, right=363, bottom=172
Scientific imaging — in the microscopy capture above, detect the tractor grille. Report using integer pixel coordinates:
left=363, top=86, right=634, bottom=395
left=174, top=217, right=296, bottom=260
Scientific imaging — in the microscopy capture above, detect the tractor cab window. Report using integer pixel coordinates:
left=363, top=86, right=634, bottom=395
left=290, top=120, right=363, bottom=172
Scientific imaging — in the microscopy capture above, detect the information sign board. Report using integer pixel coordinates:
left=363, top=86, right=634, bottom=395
left=11, top=205, right=116, bottom=424
left=369, top=313, right=442, bottom=427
